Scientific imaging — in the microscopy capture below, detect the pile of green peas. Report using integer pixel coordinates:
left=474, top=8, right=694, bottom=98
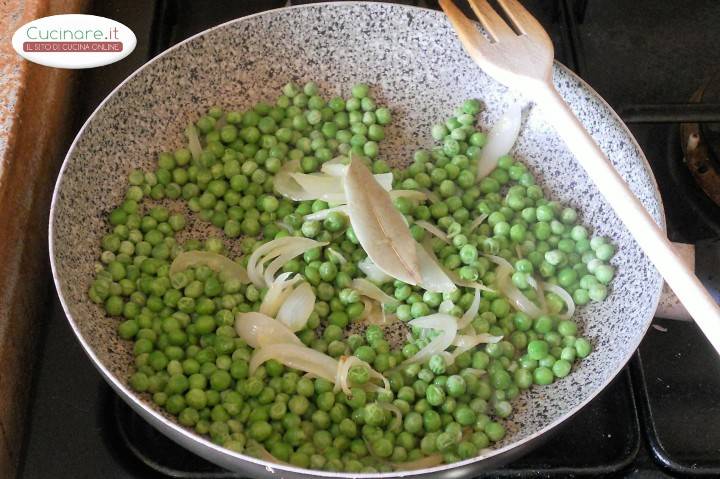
left=88, top=82, right=614, bottom=472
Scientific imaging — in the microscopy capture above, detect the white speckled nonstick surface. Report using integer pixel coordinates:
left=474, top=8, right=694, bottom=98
left=50, top=2, right=664, bottom=477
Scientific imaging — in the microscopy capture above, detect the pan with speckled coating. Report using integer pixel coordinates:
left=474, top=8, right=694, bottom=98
left=49, top=3, right=664, bottom=478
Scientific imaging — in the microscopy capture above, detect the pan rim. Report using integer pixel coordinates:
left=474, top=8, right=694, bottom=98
left=48, top=2, right=665, bottom=477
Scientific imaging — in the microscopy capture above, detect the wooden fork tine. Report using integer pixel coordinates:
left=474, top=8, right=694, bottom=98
left=438, top=0, right=487, bottom=47
left=497, top=0, right=551, bottom=43
left=467, top=0, right=516, bottom=42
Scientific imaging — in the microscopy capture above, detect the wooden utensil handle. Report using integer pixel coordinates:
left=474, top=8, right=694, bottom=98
left=534, top=83, right=720, bottom=354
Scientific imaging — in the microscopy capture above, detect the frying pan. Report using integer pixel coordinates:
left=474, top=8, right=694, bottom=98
left=49, top=2, right=664, bottom=478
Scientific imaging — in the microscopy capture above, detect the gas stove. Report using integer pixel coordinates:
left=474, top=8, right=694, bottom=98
left=19, top=1, right=720, bottom=477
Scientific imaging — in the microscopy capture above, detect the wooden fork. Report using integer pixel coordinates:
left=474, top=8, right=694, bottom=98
left=439, top=0, right=720, bottom=355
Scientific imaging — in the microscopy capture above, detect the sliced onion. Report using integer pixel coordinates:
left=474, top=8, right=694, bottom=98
left=250, top=343, right=338, bottom=380
left=284, top=171, right=394, bottom=203
left=303, top=205, right=348, bottom=222
left=421, top=237, right=488, bottom=292
left=321, top=163, right=349, bottom=177
left=439, top=299, right=455, bottom=314
left=276, top=220, right=292, bottom=233
left=234, top=312, right=301, bottom=348
left=359, top=256, right=393, bottom=284
left=289, top=173, right=348, bottom=202
left=369, top=173, right=394, bottom=191
left=447, top=269, right=496, bottom=292
left=276, top=282, right=315, bottom=332
left=451, top=333, right=503, bottom=360
left=170, top=251, right=248, bottom=284
left=484, top=253, right=514, bottom=271
left=463, top=368, right=487, bottom=377
left=263, top=241, right=318, bottom=286
left=335, top=356, right=390, bottom=395
left=417, top=243, right=457, bottom=293
left=394, top=454, right=444, bottom=471
left=247, top=237, right=299, bottom=286
left=541, top=282, right=575, bottom=320
left=273, top=160, right=316, bottom=201
left=247, top=237, right=326, bottom=287
left=415, top=220, right=450, bottom=244
left=497, top=265, right=544, bottom=318
left=477, top=102, right=522, bottom=179
left=352, top=278, right=397, bottom=305
left=389, top=190, right=428, bottom=203
left=327, top=247, right=347, bottom=265
left=259, top=272, right=301, bottom=317
left=458, top=288, right=482, bottom=329
left=360, top=297, right=374, bottom=321
left=364, top=301, right=396, bottom=326
left=185, top=125, right=202, bottom=162
left=468, top=213, right=489, bottom=233
left=379, top=402, right=403, bottom=431
left=402, top=313, right=458, bottom=366
left=420, top=188, right=441, bottom=204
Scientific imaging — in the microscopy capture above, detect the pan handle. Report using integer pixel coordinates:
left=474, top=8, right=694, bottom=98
left=656, top=241, right=720, bottom=321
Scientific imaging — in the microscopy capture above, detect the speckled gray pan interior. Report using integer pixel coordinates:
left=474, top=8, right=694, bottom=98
left=50, top=3, right=664, bottom=478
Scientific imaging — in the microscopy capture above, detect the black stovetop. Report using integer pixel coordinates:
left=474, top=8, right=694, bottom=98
left=19, top=1, right=720, bottom=478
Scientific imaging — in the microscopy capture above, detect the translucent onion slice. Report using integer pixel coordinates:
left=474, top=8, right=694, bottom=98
left=420, top=189, right=441, bottom=204
left=415, top=220, right=450, bottom=244
left=345, top=158, right=421, bottom=285
left=402, top=313, right=458, bottom=366
left=303, top=205, right=348, bottom=222
left=394, top=454, right=444, bottom=471
left=421, top=238, right=485, bottom=292
left=276, top=282, right=316, bottom=332
left=289, top=173, right=348, bottom=202
left=170, top=251, right=248, bottom=284
left=321, top=163, right=349, bottom=177
left=335, top=356, right=390, bottom=396
left=234, top=312, right=301, bottom=348
left=477, top=102, right=522, bottom=179
left=276, top=220, right=292, bottom=233
left=451, top=333, right=503, bottom=360
left=185, top=125, right=202, bottom=162
left=497, top=265, right=544, bottom=318
left=457, top=288, right=482, bottom=329
left=360, top=297, right=374, bottom=321
left=259, top=272, right=301, bottom=317
left=250, top=343, right=338, bottom=380
left=542, top=282, right=576, bottom=320
left=484, top=253, right=514, bottom=271
left=379, top=402, right=403, bottom=431
left=359, top=256, right=393, bottom=284
left=364, top=301, right=396, bottom=326
left=389, top=190, right=428, bottom=203
left=417, top=243, right=457, bottom=293
left=287, top=171, right=394, bottom=203
left=247, top=236, right=300, bottom=286
left=447, top=269, right=496, bottom=292
left=327, top=247, right=347, bottom=265
left=273, top=160, right=316, bottom=201
left=439, top=299, right=455, bottom=314
left=247, top=237, right=326, bottom=287
left=263, top=239, right=327, bottom=286
left=352, top=278, right=397, bottom=305
left=468, top=213, right=489, bottom=233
